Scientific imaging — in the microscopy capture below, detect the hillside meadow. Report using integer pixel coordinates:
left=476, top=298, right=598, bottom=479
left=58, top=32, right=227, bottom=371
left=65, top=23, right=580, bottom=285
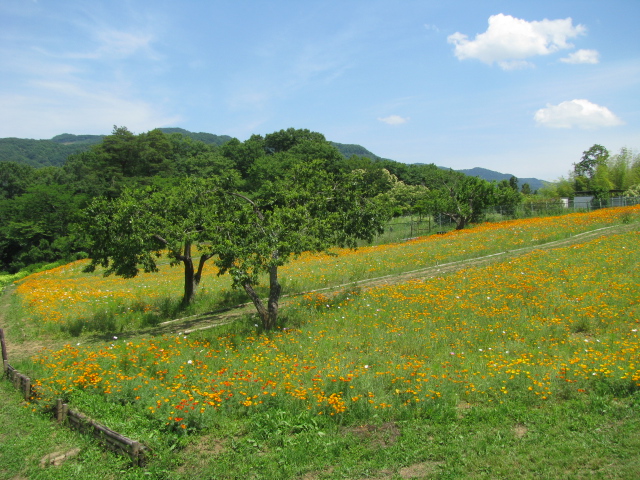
left=1, top=206, right=640, bottom=479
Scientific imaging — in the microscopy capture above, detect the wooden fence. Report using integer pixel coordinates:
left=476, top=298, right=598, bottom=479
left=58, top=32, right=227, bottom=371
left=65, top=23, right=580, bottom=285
left=0, top=328, right=150, bottom=466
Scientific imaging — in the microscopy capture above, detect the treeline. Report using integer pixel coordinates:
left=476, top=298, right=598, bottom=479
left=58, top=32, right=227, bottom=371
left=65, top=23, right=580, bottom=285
left=1, top=126, right=527, bottom=273
left=0, top=128, right=232, bottom=168
left=538, top=144, right=640, bottom=200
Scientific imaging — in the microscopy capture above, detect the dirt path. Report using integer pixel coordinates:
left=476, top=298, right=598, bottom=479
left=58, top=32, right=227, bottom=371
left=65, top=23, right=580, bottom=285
left=0, top=223, right=636, bottom=360
left=120, top=222, right=639, bottom=336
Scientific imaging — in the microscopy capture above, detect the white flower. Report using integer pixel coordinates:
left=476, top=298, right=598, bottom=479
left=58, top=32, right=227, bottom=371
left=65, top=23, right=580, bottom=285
left=187, top=360, right=193, bottom=364
left=113, top=336, right=118, bottom=340
left=364, top=365, right=370, bottom=369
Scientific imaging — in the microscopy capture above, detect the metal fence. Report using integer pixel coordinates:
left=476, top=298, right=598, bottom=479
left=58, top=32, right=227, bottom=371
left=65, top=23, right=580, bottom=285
left=370, top=197, right=640, bottom=245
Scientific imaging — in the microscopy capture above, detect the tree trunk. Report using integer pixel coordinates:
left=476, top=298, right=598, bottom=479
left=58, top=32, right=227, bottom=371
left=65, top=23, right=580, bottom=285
left=182, top=257, right=197, bottom=305
left=181, top=241, right=197, bottom=305
left=242, top=264, right=281, bottom=330
left=243, top=281, right=268, bottom=326
left=266, top=264, right=281, bottom=330
left=455, top=216, right=466, bottom=230
left=194, top=254, right=212, bottom=286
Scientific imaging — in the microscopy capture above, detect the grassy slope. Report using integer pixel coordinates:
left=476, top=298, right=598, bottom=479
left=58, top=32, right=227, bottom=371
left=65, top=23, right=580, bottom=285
left=1, top=211, right=640, bottom=479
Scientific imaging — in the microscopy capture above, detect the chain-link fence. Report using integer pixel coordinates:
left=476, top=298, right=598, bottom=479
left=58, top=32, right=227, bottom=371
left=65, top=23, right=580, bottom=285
left=369, top=197, right=640, bottom=245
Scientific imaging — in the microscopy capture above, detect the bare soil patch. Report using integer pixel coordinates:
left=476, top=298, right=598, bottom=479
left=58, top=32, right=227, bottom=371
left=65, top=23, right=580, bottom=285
left=398, top=461, right=444, bottom=479
left=513, top=423, right=528, bottom=439
left=177, top=435, right=226, bottom=474
left=342, top=421, right=401, bottom=448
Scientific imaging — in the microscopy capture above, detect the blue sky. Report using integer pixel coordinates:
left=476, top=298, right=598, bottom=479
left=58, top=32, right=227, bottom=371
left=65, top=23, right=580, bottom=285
left=1, top=0, right=639, bottom=181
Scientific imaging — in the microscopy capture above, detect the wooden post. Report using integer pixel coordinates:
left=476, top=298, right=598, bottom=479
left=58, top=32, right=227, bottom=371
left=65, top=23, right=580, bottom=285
left=56, top=399, right=64, bottom=422
left=131, top=441, right=141, bottom=464
left=23, top=377, right=31, bottom=400
left=0, top=328, right=7, bottom=370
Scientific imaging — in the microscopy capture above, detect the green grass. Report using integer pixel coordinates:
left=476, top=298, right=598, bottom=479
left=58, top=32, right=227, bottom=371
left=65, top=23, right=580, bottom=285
left=0, top=379, right=174, bottom=480
left=9, top=205, right=640, bottom=341
left=3, top=376, right=639, bottom=479
left=2, top=207, right=640, bottom=479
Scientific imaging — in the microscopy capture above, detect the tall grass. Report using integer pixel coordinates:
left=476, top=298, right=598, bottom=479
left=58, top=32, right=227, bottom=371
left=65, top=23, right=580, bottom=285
left=11, top=205, right=640, bottom=337
left=4, top=206, right=640, bottom=479
left=20, top=228, right=640, bottom=436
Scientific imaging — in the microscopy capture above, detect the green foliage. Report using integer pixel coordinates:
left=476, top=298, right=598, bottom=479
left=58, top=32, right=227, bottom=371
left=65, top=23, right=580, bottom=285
left=0, top=137, right=98, bottom=167
left=0, top=161, right=36, bottom=199
left=0, top=184, right=88, bottom=272
left=208, top=134, right=393, bottom=329
left=421, top=170, right=496, bottom=230
left=574, top=144, right=609, bottom=180
left=82, top=176, right=236, bottom=304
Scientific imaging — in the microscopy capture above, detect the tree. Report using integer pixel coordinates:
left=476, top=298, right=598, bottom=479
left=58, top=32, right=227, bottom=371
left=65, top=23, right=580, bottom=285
left=0, top=162, right=35, bottom=199
left=494, top=179, right=523, bottom=215
left=591, top=163, right=614, bottom=200
left=82, top=177, right=232, bottom=305
left=208, top=158, right=392, bottom=329
left=574, top=144, right=610, bottom=192
left=0, top=184, right=87, bottom=271
left=423, top=170, right=494, bottom=230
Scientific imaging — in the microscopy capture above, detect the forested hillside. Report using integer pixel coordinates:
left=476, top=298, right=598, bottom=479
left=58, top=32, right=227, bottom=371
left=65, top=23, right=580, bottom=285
left=0, top=128, right=232, bottom=167
left=1, top=129, right=548, bottom=189
left=0, top=126, right=525, bottom=275
left=458, top=167, right=545, bottom=192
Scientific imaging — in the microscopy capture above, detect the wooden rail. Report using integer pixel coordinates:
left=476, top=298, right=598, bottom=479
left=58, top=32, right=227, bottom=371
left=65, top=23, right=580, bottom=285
left=1, top=328, right=149, bottom=466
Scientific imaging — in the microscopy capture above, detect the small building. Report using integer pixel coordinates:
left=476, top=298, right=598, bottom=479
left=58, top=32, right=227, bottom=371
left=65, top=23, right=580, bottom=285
left=573, top=196, right=594, bottom=209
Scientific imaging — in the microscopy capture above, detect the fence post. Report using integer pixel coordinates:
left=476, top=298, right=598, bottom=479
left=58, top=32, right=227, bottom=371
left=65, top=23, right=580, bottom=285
left=0, top=328, right=7, bottom=372
left=131, top=441, right=141, bottom=464
left=23, top=377, right=31, bottom=400
left=56, top=399, right=62, bottom=422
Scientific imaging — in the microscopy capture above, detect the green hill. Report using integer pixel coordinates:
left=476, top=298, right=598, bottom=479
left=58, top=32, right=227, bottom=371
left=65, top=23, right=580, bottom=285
left=0, top=130, right=549, bottom=187
left=0, top=129, right=232, bottom=168
left=458, top=167, right=546, bottom=191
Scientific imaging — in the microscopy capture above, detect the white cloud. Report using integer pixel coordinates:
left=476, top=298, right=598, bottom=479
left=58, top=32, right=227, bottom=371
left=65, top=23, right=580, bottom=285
left=533, top=99, right=624, bottom=129
left=448, top=14, right=586, bottom=69
left=378, top=115, right=409, bottom=125
left=560, top=49, right=600, bottom=64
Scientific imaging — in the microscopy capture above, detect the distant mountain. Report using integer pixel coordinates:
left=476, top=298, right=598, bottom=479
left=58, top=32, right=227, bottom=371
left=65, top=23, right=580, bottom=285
left=457, top=167, right=547, bottom=192
left=332, top=146, right=548, bottom=191
left=157, top=128, right=232, bottom=146
left=0, top=129, right=233, bottom=167
left=0, top=130, right=548, bottom=190
left=51, top=133, right=105, bottom=145
left=0, top=136, right=98, bottom=167
left=330, top=142, right=382, bottom=160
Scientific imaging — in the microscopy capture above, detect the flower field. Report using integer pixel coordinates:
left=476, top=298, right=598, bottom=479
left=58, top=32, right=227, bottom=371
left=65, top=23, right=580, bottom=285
left=14, top=205, right=640, bottom=331
left=17, top=207, right=639, bottom=439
